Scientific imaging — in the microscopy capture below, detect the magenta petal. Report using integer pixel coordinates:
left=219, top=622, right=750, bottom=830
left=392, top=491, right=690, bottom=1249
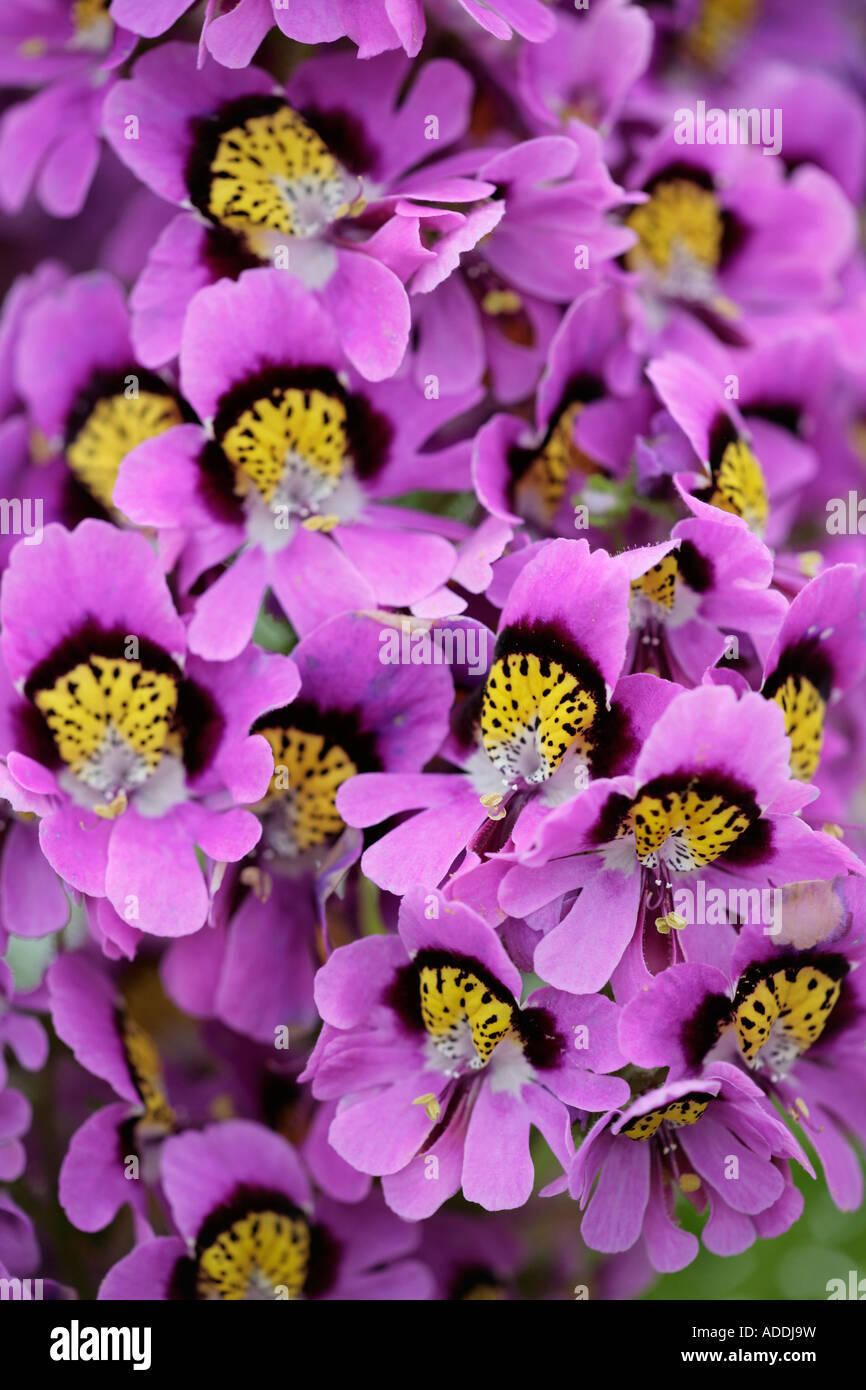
left=805, top=1105, right=864, bottom=1210
left=381, top=1106, right=468, bottom=1219
left=59, top=1104, right=147, bottom=1232
left=176, top=804, right=262, bottom=863
left=302, top=1100, right=372, bottom=1205
left=315, top=935, right=408, bottom=1029
left=205, top=0, right=274, bottom=67
left=323, top=252, right=409, bottom=381
left=110, top=0, right=194, bottom=37
left=48, top=954, right=138, bottom=1103
left=215, top=883, right=317, bottom=1040
left=180, top=269, right=342, bottom=422
left=533, top=868, right=641, bottom=994
left=1, top=820, right=68, bottom=937
left=39, top=126, right=101, bottom=218
left=360, top=798, right=484, bottom=894
left=1, top=1013, right=48, bottom=1072
left=679, top=1116, right=784, bottom=1215
left=701, top=1192, right=756, bottom=1257
left=99, top=1238, right=186, bottom=1301
left=162, top=1121, right=312, bottom=1243
left=39, top=805, right=111, bottom=898
left=187, top=548, right=269, bottom=661
left=269, top=530, right=375, bottom=636
left=329, top=1072, right=443, bottom=1176
left=2, top=520, right=185, bottom=684
left=643, top=1154, right=699, bottom=1272
left=335, top=526, right=454, bottom=607
left=105, top=806, right=208, bottom=938
left=462, top=1084, right=533, bottom=1211
left=581, top=1135, right=650, bottom=1253
left=161, top=921, right=225, bottom=1019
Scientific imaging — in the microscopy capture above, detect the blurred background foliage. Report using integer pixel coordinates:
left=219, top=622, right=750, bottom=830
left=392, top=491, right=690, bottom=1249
left=646, top=1160, right=866, bottom=1301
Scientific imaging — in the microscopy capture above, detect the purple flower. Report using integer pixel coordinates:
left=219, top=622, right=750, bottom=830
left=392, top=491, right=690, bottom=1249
left=103, top=43, right=491, bottom=378
left=564, top=1061, right=809, bottom=1271
left=0, top=1, right=134, bottom=86
left=621, top=511, right=787, bottom=685
left=116, top=270, right=477, bottom=651
left=621, top=878, right=866, bottom=1210
left=646, top=353, right=788, bottom=542
left=473, top=284, right=653, bottom=531
left=13, top=270, right=190, bottom=526
left=301, top=887, right=628, bottom=1217
left=0, top=519, right=299, bottom=935
left=411, top=131, right=635, bottom=404
left=621, top=130, right=855, bottom=343
left=518, top=2, right=653, bottom=136
left=338, top=537, right=654, bottom=895
left=500, top=683, right=863, bottom=996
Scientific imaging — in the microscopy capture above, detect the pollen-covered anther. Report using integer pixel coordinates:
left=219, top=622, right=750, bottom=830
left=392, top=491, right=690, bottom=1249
left=93, top=790, right=128, bottom=820
left=655, top=911, right=687, bottom=935
left=678, top=1173, right=701, bottom=1193
left=709, top=293, right=739, bottom=320
left=301, top=513, right=340, bottom=532
left=412, top=1092, right=441, bottom=1122
left=29, top=428, right=54, bottom=464
left=240, top=865, right=273, bottom=902
left=481, top=289, right=523, bottom=316
left=18, top=38, right=48, bottom=57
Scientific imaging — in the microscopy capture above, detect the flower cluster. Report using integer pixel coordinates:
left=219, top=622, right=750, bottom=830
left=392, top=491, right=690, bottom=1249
left=0, top=0, right=865, bottom=1302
